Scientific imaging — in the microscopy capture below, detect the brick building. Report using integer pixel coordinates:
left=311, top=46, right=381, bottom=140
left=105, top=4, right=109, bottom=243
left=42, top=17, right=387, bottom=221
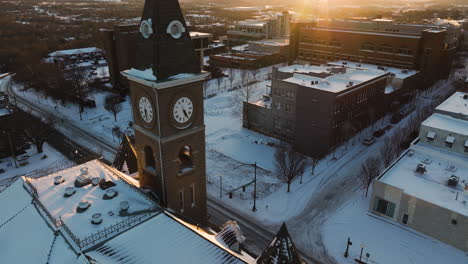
left=244, top=64, right=391, bottom=158
left=290, top=19, right=461, bottom=84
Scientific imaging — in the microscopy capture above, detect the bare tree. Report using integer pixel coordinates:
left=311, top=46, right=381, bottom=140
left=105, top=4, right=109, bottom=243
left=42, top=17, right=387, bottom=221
left=360, top=157, right=381, bottom=197
left=216, top=77, right=223, bottom=93
left=68, top=67, right=88, bottom=120
left=310, top=157, right=319, bottom=176
left=250, top=68, right=260, bottom=82
left=18, top=112, right=55, bottom=154
left=105, top=95, right=123, bottom=122
left=228, top=68, right=236, bottom=90
left=274, top=144, right=306, bottom=193
left=380, top=137, right=395, bottom=168
left=240, top=68, right=250, bottom=87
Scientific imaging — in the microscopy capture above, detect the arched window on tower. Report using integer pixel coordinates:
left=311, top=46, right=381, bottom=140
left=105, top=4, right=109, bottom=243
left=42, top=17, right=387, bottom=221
left=144, top=146, right=156, bottom=171
left=177, top=145, right=194, bottom=175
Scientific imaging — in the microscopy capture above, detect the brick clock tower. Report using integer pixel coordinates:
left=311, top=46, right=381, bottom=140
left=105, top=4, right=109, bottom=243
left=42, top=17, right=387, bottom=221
left=122, top=0, right=209, bottom=224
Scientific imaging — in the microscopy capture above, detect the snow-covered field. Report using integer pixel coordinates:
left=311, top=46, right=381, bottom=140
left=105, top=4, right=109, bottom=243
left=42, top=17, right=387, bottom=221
left=322, top=187, right=468, bottom=264
left=0, top=143, right=68, bottom=181
left=13, top=84, right=133, bottom=147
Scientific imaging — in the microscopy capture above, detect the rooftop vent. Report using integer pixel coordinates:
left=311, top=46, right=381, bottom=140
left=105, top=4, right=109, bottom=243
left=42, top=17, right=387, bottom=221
left=448, top=175, right=459, bottom=187
left=91, top=177, right=101, bottom=186
left=80, top=167, right=89, bottom=175
left=91, top=213, right=103, bottom=225
left=103, top=189, right=118, bottom=200
left=422, top=158, right=432, bottom=164
left=119, top=201, right=129, bottom=215
left=463, top=94, right=468, bottom=100
left=64, top=187, right=76, bottom=198
left=346, top=81, right=354, bottom=87
left=75, top=175, right=91, bottom=188
left=446, top=165, right=457, bottom=172
left=416, top=164, right=426, bottom=174
left=77, top=201, right=91, bottom=213
left=215, top=221, right=246, bottom=253
left=402, top=69, right=409, bottom=74
left=54, top=176, right=64, bottom=185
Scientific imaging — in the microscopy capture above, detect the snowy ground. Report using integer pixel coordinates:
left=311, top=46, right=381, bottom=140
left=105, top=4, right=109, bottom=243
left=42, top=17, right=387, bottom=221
left=322, top=187, right=468, bottom=264
left=13, top=84, right=133, bottom=148
left=0, top=143, right=68, bottom=182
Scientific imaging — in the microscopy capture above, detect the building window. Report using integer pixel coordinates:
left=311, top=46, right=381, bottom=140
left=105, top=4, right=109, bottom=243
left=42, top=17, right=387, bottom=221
left=330, top=39, right=341, bottom=47
left=398, top=48, right=412, bottom=55
left=179, top=190, right=184, bottom=212
left=190, top=184, right=195, bottom=207
left=177, top=146, right=194, bottom=175
left=361, top=43, right=374, bottom=51
left=402, top=214, right=408, bottom=225
left=464, top=140, right=468, bottom=152
left=374, top=198, right=395, bottom=218
left=445, top=136, right=455, bottom=148
left=426, top=131, right=436, bottom=142
left=451, top=219, right=457, bottom=225
left=144, top=146, right=156, bottom=169
left=378, top=44, right=393, bottom=53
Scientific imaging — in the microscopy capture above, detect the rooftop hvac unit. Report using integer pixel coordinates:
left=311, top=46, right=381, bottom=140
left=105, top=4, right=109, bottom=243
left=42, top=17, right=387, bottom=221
left=448, top=175, right=459, bottom=187
left=446, top=165, right=457, bottom=172
left=416, top=164, right=426, bottom=174
left=91, top=213, right=103, bottom=225
left=77, top=201, right=91, bottom=213
left=64, top=187, right=76, bottom=198
left=54, top=176, right=64, bottom=185
left=422, top=158, right=432, bottom=164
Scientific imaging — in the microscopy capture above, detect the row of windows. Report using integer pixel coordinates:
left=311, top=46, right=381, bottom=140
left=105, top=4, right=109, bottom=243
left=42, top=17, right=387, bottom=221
left=272, top=87, right=295, bottom=98
left=274, top=118, right=293, bottom=131
left=301, top=37, right=342, bottom=47
left=334, top=87, right=378, bottom=114
left=426, top=132, right=468, bottom=152
left=361, top=43, right=413, bottom=55
left=272, top=102, right=294, bottom=113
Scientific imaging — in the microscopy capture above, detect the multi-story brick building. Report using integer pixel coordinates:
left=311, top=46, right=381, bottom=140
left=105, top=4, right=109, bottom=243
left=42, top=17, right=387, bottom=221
left=290, top=19, right=461, bottom=84
left=244, top=64, right=392, bottom=158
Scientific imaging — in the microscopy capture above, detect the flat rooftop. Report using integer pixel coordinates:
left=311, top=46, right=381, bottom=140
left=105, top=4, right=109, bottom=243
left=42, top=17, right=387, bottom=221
left=249, top=38, right=289, bottom=46
left=435, top=92, right=468, bottom=120
left=279, top=64, right=388, bottom=93
left=48, top=47, right=102, bottom=57
left=379, top=143, right=468, bottom=217
left=190, top=31, right=213, bottom=39
left=26, top=160, right=159, bottom=249
left=328, top=61, right=419, bottom=79
left=421, top=113, right=468, bottom=136
left=304, top=27, right=422, bottom=39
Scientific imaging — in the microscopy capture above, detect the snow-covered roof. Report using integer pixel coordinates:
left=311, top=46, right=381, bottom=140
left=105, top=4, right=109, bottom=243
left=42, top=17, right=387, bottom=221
left=237, top=20, right=266, bottom=27
left=48, top=47, right=102, bottom=57
left=306, top=27, right=422, bottom=39
left=190, top=31, right=213, bottom=39
left=379, top=143, right=468, bottom=217
left=0, top=180, right=86, bottom=264
left=328, top=61, right=419, bottom=79
left=279, top=64, right=388, bottom=93
left=421, top=113, right=468, bottom=137
left=26, top=160, right=159, bottom=250
left=86, top=212, right=253, bottom=263
left=249, top=38, right=289, bottom=47
left=0, top=108, right=11, bottom=117
left=435, top=92, right=468, bottom=121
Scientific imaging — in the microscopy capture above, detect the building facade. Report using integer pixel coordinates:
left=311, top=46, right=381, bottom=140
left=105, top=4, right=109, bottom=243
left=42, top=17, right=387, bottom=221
left=244, top=64, right=389, bottom=158
left=290, top=19, right=460, bottom=84
left=227, top=12, right=290, bottom=46
left=371, top=92, right=468, bottom=251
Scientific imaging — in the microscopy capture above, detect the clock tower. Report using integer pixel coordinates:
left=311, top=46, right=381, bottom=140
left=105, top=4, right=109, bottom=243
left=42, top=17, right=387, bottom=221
left=122, top=0, right=208, bottom=224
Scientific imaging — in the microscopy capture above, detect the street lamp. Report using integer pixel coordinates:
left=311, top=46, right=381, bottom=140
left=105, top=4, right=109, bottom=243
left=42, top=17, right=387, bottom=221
left=344, top=237, right=352, bottom=258
left=360, top=243, right=365, bottom=261
left=233, top=162, right=257, bottom=212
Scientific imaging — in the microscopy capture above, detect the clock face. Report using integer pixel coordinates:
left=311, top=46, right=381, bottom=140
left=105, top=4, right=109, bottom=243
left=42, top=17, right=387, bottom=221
left=140, top=19, right=153, bottom=39
left=173, top=97, right=193, bottom=124
left=166, top=20, right=185, bottom=39
left=139, top=96, right=153, bottom=124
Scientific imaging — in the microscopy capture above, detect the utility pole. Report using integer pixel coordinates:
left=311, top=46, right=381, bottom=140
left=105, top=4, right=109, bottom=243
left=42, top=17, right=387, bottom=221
left=220, top=175, right=223, bottom=198
left=253, top=162, right=257, bottom=212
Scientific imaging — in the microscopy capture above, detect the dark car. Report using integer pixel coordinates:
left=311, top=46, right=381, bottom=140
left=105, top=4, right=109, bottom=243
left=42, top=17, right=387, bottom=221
left=373, top=129, right=385, bottom=137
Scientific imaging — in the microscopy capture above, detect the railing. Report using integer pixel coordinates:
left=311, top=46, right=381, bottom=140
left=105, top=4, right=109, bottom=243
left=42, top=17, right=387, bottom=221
left=23, top=158, right=90, bottom=179
left=78, top=210, right=157, bottom=249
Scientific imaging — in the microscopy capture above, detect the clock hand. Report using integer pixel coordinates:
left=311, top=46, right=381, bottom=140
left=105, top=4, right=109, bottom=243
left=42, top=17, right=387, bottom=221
left=183, top=109, right=189, bottom=118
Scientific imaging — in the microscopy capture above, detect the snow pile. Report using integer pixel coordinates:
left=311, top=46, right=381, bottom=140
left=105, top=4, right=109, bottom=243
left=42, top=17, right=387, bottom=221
left=124, top=68, right=157, bottom=81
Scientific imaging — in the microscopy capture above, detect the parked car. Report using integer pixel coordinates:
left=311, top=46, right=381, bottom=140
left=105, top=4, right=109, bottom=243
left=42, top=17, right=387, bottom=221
left=373, top=129, right=385, bottom=138
left=390, top=113, right=403, bottom=124
left=363, top=137, right=376, bottom=146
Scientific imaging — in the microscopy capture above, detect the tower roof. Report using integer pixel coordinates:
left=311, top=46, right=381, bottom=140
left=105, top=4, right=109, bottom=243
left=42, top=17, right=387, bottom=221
left=256, top=223, right=302, bottom=264
left=135, top=0, right=200, bottom=80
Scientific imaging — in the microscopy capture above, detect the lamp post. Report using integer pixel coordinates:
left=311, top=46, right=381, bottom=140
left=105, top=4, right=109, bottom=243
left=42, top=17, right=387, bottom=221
left=360, top=243, right=365, bottom=261
left=233, top=162, right=257, bottom=212
left=344, top=237, right=352, bottom=258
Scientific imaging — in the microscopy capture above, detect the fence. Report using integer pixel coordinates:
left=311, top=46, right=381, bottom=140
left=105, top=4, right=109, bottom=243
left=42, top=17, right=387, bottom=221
left=23, top=158, right=90, bottom=179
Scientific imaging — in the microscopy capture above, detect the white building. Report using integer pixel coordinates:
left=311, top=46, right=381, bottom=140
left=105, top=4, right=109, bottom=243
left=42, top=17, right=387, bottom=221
left=370, top=92, right=468, bottom=252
